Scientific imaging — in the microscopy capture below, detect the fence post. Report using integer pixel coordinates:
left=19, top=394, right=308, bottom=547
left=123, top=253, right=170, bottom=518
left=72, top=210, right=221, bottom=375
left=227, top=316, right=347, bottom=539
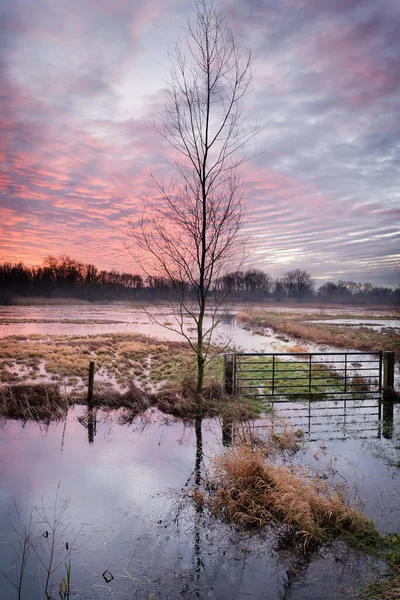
left=88, top=361, right=95, bottom=406
left=224, top=353, right=234, bottom=395
left=383, top=351, right=395, bottom=390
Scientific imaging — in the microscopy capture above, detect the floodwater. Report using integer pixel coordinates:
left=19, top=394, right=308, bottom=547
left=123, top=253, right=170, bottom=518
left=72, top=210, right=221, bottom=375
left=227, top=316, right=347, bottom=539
left=0, top=303, right=392, bottom=354
left=0, top=304, right=399, bottom=598
left=308, top=318, right=400, bottom=333
left=0, top=405, right=399, bottom=600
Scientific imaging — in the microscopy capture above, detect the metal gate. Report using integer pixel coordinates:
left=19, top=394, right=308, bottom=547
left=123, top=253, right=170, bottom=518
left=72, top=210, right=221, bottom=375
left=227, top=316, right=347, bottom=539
left=224, top=351, right=383, bottom=399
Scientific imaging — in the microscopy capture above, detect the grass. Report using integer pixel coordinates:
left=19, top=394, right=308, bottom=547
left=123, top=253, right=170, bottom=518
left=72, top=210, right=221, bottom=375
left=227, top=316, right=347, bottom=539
left=0, top=384, right=70, bottom=421
left=0, top=333, right=222, bottom=391
left=364, top=569, right=400, bottom=599
left=363, top=537, right=400, bottom=599
left=0, top=364, right=263, bottom=423
left=235, top=355, right=347, bottom=398
left=205, top=444, right=374, bottom=545
left=237, top=310, right=400, bottom=361
left=202, top=425, right=400, bottom=596
left=1, top=331, right=260, bottom=422
left=232, top=419, right=304, bottom=455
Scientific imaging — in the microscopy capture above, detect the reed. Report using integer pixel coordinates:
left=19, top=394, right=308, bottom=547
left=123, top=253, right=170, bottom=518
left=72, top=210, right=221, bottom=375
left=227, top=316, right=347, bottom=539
left=0, top=384, right=69, bottom=422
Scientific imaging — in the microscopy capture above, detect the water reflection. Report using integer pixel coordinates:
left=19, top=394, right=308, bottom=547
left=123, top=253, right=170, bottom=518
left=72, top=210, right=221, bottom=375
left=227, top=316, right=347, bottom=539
left=1, top=405, right=399, bottom=599
left=194, top=416, right=203, bottom=583
left=382, top=399, right=394, bottom=439
left=78, top=408, right=97, bottom=444
left=222, top=416, right=233, bottom=447
left=273, top=396, right=383, bottom=441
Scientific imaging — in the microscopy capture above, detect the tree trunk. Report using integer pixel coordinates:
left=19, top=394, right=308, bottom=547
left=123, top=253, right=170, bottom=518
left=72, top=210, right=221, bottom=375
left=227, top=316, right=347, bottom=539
left=196, top=312, right=205, bottom=401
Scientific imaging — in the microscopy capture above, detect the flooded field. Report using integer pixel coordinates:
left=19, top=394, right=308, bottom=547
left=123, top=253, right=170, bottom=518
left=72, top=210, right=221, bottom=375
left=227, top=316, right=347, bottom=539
left=0, top=304, right=399, bottom=599
left=1, top=304, right=397, bottom=351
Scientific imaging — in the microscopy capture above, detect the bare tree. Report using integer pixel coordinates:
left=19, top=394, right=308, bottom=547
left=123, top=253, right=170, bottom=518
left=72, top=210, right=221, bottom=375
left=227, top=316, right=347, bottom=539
left=128, top=0, right=258, bottom=398
left=283, top=269, right=314, bottom=301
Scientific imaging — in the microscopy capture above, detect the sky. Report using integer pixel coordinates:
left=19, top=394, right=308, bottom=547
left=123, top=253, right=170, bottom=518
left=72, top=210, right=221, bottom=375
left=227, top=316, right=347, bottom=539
left=0, top=0, right=399, bottom=287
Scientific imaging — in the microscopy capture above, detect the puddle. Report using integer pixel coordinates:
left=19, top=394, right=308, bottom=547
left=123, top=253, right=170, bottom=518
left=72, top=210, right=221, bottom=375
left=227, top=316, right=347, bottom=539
left=0, top=405, right=399, bottom=599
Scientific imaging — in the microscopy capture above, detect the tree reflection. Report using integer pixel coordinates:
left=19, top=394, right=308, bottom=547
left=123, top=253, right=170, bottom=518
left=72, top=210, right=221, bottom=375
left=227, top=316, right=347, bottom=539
left=193, top=416, right=204, bottom=580
left=222, top=416, right=233, bottom=447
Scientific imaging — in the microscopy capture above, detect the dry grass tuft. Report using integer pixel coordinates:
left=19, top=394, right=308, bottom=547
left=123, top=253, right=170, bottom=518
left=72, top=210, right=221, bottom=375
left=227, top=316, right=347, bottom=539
left=287, top=345, right=309, bottom=354
left=90, top=382, right=154, bottom=410
left=68, top=382, right=156, bottom=423
left=207, top=445, right=372, bottom=544
left=0, top=384, right=69, bottom=421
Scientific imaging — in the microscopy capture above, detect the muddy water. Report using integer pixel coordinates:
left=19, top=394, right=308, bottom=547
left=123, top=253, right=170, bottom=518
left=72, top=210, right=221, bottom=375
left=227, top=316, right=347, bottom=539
left=0, top=406, right=399, bottom=600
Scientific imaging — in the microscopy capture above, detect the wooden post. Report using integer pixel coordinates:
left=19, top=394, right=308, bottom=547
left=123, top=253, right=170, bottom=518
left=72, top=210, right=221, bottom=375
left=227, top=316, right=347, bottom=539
left=88, top=361, right=95, bottom=406
left=383, top=351, right=395, bottom=390
left=224, top=354, right=234, bottom=395
left=382, top=351, right=396, bottom=437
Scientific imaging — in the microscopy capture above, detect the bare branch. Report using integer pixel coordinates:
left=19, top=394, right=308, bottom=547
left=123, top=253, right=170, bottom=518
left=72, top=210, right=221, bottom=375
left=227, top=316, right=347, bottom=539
left=127, top=0, right=257, bottom=397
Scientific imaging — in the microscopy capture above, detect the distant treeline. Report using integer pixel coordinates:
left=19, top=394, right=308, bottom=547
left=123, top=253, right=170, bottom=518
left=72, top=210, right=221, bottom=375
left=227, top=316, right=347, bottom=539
left=0, top=256, right=398, bottom=305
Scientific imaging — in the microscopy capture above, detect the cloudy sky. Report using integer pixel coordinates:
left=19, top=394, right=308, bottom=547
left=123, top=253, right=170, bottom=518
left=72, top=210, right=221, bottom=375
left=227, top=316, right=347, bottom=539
left=1, top=0, right=399, bottom=286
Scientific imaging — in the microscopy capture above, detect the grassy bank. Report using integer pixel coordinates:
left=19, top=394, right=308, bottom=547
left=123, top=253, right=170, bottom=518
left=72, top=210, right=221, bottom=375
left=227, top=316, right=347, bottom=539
left=0, top=380, right=262, bottom=424
left=237, top=310, right=400, bottom=361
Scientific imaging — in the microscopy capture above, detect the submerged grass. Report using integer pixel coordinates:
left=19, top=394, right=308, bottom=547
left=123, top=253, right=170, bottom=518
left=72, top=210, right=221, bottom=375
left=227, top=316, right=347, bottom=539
left=363, top=537, right=400, bottom=599
left=364, top=569, right=400, bottom=600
